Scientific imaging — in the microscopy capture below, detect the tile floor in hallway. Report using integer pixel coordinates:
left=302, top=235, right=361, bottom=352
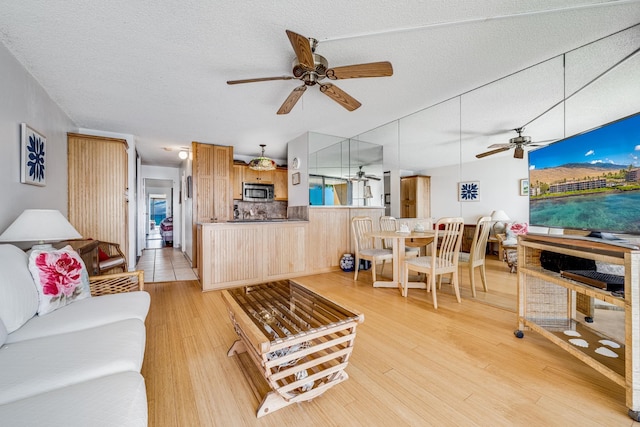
left=135, top=246, right=198, bottom=283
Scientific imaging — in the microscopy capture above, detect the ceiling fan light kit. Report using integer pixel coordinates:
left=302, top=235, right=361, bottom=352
left=227, top=30, right=393, bottom=114
left=248, top=144, right=277, bottom=171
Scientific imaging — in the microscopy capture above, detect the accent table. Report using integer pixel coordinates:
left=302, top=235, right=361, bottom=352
left=365, top=230, right=435, bottom=292
left=221, top=280, right=364, bottom=417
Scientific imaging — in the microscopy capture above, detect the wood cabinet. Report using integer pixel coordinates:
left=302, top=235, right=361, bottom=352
left=192, top=143, right=233, bottom=222
left=243, top=167, right=273, bottom=183
left=516, top=234, right=640, bottom=420
left=192, top=143, right=233, bottom=267
left=400, top=175, right=430, bottom=218
left=198, top=222, right=306, bottom=290
left=273, top=168, right=288, bottom=200
left=232, top=164, right=244, bottom=200
left=67, top=133, right=128, bottom=261
left=232, top=165, right=288, bottom=201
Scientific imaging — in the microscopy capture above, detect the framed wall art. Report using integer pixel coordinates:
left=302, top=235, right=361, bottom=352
left=520, top=179, right=529, bottom=196
left=20, top=123, right=47, bottom=186
left=458, top=181, right=480, bottom=201
left=292, top=172, right=301, bottom=185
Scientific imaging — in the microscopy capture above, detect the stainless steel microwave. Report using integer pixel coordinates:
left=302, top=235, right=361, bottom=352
left=242, top=182, right=274, bottom=202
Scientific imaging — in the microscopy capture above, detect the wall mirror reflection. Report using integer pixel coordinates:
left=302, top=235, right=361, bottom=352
left=308, top=133, right=383, bottom=206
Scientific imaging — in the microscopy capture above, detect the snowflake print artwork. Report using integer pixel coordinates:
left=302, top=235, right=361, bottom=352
left=20, top=123, right=47, bottom=186
left=27, top=133, right=45, bottom=182
left=459, top=181, right=480, bottom=201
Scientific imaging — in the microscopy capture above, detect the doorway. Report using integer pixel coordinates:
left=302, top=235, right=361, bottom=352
left=144, top=178, right=174, bottom=249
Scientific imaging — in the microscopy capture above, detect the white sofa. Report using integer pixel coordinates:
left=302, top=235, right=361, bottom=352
left=0, top=244, right=150, bottom=427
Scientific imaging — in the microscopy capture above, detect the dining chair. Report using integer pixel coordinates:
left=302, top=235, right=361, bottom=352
left=458, top=216, right=492, bottom=297
left=402, top=217, right=464, bottom=309
left=351, top=216, right=393, bottom=283
left=379, top=216, right=419, bottom=275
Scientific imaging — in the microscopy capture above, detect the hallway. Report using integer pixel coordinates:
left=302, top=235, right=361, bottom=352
left=135, top=247, right=198, bottom=283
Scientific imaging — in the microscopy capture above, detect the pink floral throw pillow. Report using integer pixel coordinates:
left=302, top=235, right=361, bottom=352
left=28, top=245, right=91, bottom=316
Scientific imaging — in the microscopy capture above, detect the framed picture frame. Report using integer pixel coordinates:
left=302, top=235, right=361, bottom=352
left=20, top=123, right=47, bottom=186
left=292, top=172, right=301, bottom=185
left=520, top=178, right=529, bottom=196
left=458, top=181, right=480, bottom=201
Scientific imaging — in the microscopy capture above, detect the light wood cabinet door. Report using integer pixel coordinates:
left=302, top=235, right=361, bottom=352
left=67, top=133, right=128, bottom=260
left=273, top=168, right=288, bottom=200
left=232, top=164, right=244, bottom=200
left=193, top=143, right=233, bottom=222
left=400, top=175, right=430, bottom=218
left=244, top=167, right=274, bottom=183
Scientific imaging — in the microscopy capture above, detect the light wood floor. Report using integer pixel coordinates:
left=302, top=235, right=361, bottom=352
left=141, top=260, right=636, bottom=426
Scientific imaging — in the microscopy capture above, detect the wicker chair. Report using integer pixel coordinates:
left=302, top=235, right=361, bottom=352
left=89, top=270, right=144, bottom=296
left=97, top=241, right=127, bottom=275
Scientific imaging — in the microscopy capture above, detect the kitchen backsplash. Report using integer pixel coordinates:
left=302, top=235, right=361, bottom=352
left=234, top=200, right=288, bottom=220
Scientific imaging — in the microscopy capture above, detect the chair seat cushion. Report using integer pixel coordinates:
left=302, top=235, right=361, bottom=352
left=406, top=256, right=455, bottom=269
left=359, top=248, right=393, bottom=258
left=99, top=257, right=126, bottom=270
left=458, top=252, right=471, bottom=262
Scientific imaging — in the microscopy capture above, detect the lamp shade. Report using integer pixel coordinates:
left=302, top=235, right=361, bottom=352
left=490, top=210, right=510, bottom=222
left=0, top=209, right=82, bottom=244
left=248, top=144, right=276, bottom=171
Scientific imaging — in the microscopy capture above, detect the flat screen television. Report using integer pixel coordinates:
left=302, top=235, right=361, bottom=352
left=528, top=112, right=640, bottom=238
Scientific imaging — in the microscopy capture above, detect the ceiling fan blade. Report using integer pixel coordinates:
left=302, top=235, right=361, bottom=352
left=277, top=85, right=306, bottom=115
left=326, top=61, right=393, bottom=79
left=476, top=146, right=511, bottom=159
left=319, top=83, right=361, bottom=111
left=286, top=30, right=314, bottom=71
left=486, top=143, right=513, bottom=149
left=227, top=76, right=295, bottom=85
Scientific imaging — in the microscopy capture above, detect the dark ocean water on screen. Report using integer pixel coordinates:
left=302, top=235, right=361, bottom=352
left=530, top=190, right=640, bottom=234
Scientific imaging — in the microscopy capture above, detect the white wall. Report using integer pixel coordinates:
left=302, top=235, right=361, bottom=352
left=287, top=133, right=309, bottom=207
left=424, top=154, right=530, bottom=224
left=0, top=41, right=77, bottom=242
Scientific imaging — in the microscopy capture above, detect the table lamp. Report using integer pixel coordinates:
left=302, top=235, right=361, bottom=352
left=490, top=210, right=510, bottom=235
left=0, top=209, right=82, bottom=250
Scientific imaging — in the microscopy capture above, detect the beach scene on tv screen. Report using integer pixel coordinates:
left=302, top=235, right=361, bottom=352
left=529, top=113, right=640, bottom=234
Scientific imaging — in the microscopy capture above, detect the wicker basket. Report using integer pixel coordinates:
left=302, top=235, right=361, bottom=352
left=89, top=270, right=144, bottom=296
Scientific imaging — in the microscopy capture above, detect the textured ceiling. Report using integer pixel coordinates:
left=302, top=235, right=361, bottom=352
left=0, top=1, right=639, bottom=169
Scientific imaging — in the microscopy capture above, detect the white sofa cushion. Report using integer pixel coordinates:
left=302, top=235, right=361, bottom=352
left=0, top=317, right=6, bottom=347
left=0, top=245, right=38, bottom=333
left=0, top=372, right=148, bottom=427
left=28, top=245, right=92, bottom=315
left=7, top=291, right=150, bottom=343
left=0, top=318, right=146, bottom=405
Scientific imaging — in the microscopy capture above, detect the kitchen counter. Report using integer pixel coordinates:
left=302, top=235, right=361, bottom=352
left=226, top=218, right=307, bottom=223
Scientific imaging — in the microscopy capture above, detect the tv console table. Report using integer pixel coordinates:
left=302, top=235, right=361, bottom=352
left=516, top=234, right=640, bottom=420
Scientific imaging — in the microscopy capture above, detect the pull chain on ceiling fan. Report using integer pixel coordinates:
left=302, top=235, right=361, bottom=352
left=227, top=30, right=393, bottom=114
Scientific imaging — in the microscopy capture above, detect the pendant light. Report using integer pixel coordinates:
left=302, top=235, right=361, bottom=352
left=248, top=144, right=277, bottom=171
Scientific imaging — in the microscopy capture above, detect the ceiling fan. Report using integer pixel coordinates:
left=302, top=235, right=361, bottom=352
left=227, top=30, right=393, bottom=114
left=348, top=166, right=381, bottom=181
left=476, top=128, right=550, bottom=159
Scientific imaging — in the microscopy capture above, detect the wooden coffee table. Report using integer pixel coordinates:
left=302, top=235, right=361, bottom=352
left=221, top=280, right=364, bottom=417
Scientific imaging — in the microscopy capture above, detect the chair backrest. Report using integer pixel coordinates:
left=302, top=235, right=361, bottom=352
left=433, top=217, right=464, bottom=268
left=469, top=216, right=492, bottom=262
left=352, top=216, right=375, bottom=253
left=379, top=216, right=398, bottom=249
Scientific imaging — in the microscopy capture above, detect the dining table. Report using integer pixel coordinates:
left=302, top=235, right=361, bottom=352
left=365, top=229, right=435, bottom=293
